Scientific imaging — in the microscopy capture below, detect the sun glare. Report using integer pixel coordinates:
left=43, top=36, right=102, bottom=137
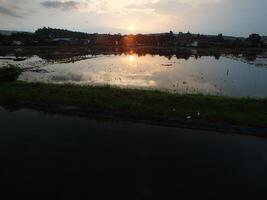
left=128, top=26, right=135, bottom=33
left=128, top=55, right=135, bottom=62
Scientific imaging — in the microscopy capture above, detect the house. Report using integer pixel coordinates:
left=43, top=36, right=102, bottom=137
left=79, top=39, right=90, bottom=45
left=12, top=40, right=23, bottom=45
left=51, top=38, right=90, bottom=45
left=52, top=38, right=72, bottom=45
left=53, top=38, right=72, bottom=42
left=194, top=39, right=210, bottom=48
left=188, top=41, right=198, bottom=47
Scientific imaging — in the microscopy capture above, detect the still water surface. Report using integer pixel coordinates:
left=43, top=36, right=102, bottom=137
left=0, top=106, right=267, bottom=199
left=1, top=48, right=267, bottom=97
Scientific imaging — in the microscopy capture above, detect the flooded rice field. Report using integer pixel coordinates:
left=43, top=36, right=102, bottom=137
left=0, top=105, right=267, bottom=199
left=1, top=47, right=267, bottom=97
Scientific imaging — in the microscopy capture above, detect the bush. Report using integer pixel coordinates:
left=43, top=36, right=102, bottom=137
left=0, top=65, right=22, bottom=82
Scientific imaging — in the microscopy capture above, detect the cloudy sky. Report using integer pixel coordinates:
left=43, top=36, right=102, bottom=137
left=0, top=0, right=266, bottom=36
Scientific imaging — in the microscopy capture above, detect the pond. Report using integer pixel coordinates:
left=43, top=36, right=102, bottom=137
left=0, top=105, right=267, bottom=199
left=1, top=47, right=267, bottom=97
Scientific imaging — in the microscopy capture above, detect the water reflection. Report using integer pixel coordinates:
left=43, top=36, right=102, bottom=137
left=1, top=47, right=267, bottom=97
left=128, top=55, right=135, bottom=62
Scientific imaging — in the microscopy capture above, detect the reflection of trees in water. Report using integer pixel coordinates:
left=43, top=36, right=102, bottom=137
left=243, top=53, right=257, bottom=61
left=0, top=46, right=264, bottom=62
left=214, top=53, right=221, bottom=60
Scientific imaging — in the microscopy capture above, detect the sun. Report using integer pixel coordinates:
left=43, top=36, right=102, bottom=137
left=128, top=25, right=135, bottom=33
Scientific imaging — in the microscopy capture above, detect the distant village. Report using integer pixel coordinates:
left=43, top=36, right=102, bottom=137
left=0, top=27, right=266, bottom=48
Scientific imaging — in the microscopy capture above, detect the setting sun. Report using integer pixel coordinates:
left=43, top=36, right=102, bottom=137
left=128, top=26, right=135, bottom=33
left=1, top=1, right=267, bottom=199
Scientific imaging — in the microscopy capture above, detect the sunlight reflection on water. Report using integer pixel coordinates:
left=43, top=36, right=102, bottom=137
left=1, top=51, right=267, bottom=97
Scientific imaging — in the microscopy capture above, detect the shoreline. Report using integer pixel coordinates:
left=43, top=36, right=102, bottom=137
left=0, top=81, right=266, bottom=136
left=1, top=45, right=266, bottom=51
left=1, top=100, right=267, bottom=137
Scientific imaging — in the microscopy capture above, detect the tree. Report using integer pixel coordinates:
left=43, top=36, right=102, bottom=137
left=186, top=31, right=192, bottom=38
left=217, top=34, right=224, bottom=42
left=167, top=30, right=175, bottom=42
left=247, top=33, right=261, bottom=47
left=232, top=39, right=243, bottom=47
left=158, top=31, right=175, bottom=46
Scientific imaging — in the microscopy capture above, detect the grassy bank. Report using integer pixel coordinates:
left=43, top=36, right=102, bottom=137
left=0, top=81, right=266, bottom=128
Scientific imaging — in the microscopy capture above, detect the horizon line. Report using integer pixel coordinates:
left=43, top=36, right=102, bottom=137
left=0, top=27, right=266, bottom=38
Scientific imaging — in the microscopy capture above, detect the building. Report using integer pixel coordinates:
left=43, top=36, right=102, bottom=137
left=52, top=38, right=72, bottom=45
left=80, top=39, right=90, bottom=45
left=188, top=41, right=198, bottom=47
left=12, top=41, right=23, bottom=45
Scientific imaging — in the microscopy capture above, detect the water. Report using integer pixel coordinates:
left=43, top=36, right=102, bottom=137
left=1, top=47, right=267, bottom=97
left=0, top=106, right=267, bottom=199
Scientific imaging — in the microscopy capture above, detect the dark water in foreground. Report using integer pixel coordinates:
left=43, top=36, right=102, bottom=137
left=0, top=106, right=267, bottom=199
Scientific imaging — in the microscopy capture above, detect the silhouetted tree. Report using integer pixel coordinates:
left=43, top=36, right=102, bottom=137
left=217, top=34, right=224, bottom=42
left=35, top=27, right=93, bottom=39
left=186, top=31, right=192, bottom=38
left=232, top=39, right=243, bottom=47
left=158, top=31, right=175, bottom=46
left=247, top=33, right=261, bottom=47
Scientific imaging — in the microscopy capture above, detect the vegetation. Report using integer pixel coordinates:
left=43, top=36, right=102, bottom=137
left=247, top=33, right=262, bottom=47
left=216, top=34, right=224, bottom=42
left=35, top=27, right=93, bottom=39
left=0, top=65, right=22, bottom=82
left=1, top=27, right=266, bottom=48
left=0, top=81, right=266, bottom=128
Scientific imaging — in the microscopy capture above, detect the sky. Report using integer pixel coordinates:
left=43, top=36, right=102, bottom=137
left=0, top=0, right=267, bottom=36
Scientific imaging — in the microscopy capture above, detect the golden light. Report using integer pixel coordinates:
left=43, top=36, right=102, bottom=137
left=128, top=55, right=135, bottom=62
left=128, top=25, right=135, bottom=33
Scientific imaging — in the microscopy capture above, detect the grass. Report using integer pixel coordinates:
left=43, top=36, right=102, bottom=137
left=0, top=81, right=266, bottom=127
left=0, top=65, right=22, bottom=82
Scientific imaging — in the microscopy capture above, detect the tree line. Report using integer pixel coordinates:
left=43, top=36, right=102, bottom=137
left=0, top=27, right=265, bottom=48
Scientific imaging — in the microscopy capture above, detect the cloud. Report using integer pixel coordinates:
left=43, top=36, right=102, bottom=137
left=127, top=0, right=223, bottom=14
left=0, top=6, right=21, bottom=17
left=0, top=0, right=24, bottom=18
left=41, top=1, right=89, bottom=11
